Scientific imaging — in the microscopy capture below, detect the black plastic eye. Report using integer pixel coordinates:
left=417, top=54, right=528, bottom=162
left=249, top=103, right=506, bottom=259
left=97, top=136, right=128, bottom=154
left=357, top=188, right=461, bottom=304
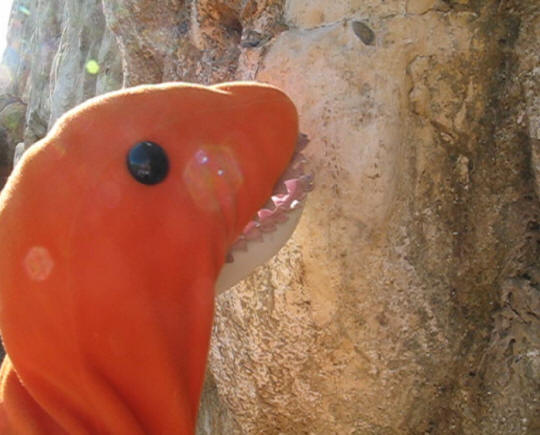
left=126, top=141, right=169, bottom=185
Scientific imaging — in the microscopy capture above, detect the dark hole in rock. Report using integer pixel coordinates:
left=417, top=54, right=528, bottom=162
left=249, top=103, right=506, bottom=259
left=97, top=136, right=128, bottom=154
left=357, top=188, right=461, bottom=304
left=352, top=21, right=375, bottom=46
left=215, top=4, right=242, bottom=41
left=226, top=17, right=242, bottom=36
left=241, top=30, right=264, bottom=48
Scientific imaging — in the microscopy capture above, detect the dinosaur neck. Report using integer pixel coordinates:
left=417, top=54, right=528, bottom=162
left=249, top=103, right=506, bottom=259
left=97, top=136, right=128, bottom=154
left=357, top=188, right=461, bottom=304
left=0, top=183, right=225, bottom=433
left=0, top=267, right=217, bottom=434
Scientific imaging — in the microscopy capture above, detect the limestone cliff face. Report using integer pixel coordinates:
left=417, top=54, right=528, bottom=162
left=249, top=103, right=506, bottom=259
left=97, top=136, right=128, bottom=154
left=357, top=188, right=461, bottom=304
left=1, top=1, right=538, bottom=434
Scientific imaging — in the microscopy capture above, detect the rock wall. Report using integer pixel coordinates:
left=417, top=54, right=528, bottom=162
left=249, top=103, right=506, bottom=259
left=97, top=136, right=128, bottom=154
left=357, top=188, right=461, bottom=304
left=0, top=0, right=538, bottom=433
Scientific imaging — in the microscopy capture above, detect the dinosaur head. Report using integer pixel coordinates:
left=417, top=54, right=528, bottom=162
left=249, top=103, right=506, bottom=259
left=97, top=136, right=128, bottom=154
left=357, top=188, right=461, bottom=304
left=0, top=82, right=305, bottom=432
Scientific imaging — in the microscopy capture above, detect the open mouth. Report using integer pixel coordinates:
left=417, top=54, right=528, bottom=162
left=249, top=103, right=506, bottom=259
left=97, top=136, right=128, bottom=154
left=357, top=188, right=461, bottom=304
left=227, top=133, right=313, bottom=261
left=216, top=134, right=313, bottom=293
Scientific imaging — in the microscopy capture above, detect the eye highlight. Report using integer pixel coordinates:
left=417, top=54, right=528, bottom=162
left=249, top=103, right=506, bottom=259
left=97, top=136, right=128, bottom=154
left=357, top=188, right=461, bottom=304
left=126, top=141, right=169, bottom=185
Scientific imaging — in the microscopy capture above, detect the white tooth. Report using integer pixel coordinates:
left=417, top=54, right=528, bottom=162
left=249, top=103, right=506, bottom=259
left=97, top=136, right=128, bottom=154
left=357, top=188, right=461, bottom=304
left=290, top=200, right=300, bottom=210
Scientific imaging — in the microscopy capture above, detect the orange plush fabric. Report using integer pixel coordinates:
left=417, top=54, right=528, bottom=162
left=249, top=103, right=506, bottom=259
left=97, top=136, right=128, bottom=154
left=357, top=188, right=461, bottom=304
left=0, top=82, right=298, bottom=434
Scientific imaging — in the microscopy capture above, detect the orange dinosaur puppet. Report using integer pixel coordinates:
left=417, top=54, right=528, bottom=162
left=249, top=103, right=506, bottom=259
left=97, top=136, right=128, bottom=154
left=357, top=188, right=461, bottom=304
left=0, top=82, right=302, bottom=433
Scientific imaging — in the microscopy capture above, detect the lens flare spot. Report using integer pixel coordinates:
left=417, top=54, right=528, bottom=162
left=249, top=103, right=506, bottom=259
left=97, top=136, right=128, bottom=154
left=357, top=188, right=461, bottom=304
left=183, top=145, right=243, bottom=212
left=195, top=150, right=209, bottom=165
left=18, top=6, right=31, bottom=16
left=85, top=60, right=100, bottom=75
left=24, top=246, right=54, bottom=281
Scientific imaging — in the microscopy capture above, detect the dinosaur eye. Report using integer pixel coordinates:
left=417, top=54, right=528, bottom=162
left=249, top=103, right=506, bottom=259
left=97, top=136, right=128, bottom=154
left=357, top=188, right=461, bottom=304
left=126, top=141, right=169, bottom=185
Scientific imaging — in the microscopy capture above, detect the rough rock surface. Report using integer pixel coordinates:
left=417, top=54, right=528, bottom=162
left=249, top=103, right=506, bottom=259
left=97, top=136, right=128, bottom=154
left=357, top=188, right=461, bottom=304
left=0, top=94, right=25, bottom=186
left=0, top=0, right=538, bottom=434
